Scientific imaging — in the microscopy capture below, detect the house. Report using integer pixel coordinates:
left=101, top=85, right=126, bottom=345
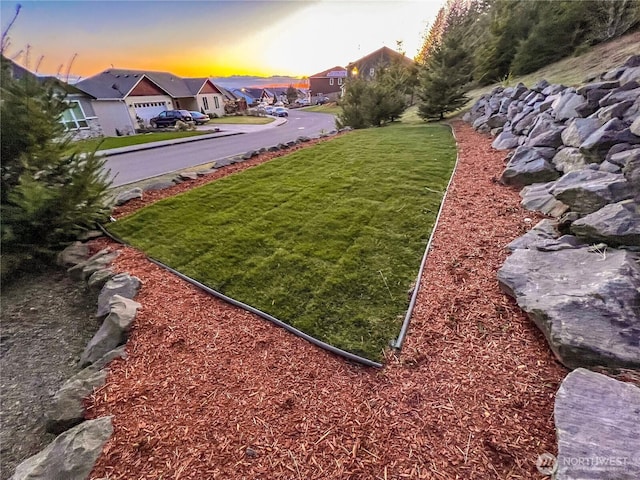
left=346, top=46, right=414, bottom=80
left=230, top=87, right=263, bottom=107
left=214, top=84, right=247, bottom=113
left=2, top=56, right=103, bottom=140
left=75, top=69, right=226, bottom=135
left=308, top=66, right=346, bottom=103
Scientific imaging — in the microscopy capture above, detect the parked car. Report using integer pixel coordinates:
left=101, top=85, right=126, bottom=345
left=295, top=98, right=310, bottom=106
left=264, top=106, right=275, bottom=115
left=189, top=111, right=210, bottom=125
left=150, top=110, right=193, bottom=128
left=315, top=96, right=330, bottom=105
left=274, top=107, right=289, bottom=117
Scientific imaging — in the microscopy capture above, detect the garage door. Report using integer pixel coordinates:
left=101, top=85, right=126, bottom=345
left=133, top=102, right=169, bottom=125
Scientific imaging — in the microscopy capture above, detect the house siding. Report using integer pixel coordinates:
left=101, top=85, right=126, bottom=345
left=129, top=77, right=167, bottom=96
left=309, top=77, right=343, bottom=99
left=198, top=93, right=225, bottom=117
left=92, top=100, right=136, bottom=137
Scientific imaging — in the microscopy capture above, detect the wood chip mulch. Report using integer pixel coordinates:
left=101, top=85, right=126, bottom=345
left=86, top=120, right=568, bottom=479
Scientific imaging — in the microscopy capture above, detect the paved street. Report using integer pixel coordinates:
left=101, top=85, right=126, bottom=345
left=104, top=110, right=336, bottom=187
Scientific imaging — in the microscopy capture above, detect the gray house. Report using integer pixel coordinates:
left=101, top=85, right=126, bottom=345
left=75, top=69, right=226, bottom=136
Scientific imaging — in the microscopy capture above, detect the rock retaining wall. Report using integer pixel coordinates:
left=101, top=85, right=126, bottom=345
left=464, top=55, right=639, bottom=479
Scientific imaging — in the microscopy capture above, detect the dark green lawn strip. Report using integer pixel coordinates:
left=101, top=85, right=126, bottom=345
left=107, top=123, right=456, bottom=360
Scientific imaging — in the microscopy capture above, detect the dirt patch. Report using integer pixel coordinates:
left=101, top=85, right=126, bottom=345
left=0, top=267, right=98, bottom=479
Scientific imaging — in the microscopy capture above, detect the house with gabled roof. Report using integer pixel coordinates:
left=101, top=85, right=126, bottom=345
left=2, top=55, right=103, bottom=140
left=309, top=66, right=346, bottom=103
left=346, top=46, right=414, bottom=81
left=75, top=68, right=226, bottom=135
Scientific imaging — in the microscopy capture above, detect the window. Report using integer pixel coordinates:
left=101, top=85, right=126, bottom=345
left=61, top=101, right=89, bottom=130
left=338, top=78, right=342, bottom=85
left=214, top=96, right=219, bottom=109
left=330, top=78, right=334, bottom=86
left=203, top=97, right=209, bottom=110
left=369, top=68, right=375, bottom=77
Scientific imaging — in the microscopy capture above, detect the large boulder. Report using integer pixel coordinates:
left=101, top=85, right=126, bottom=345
left=46, top=369, right=107, bottom=435
left=96, top=273, right=141, bottom=318
left=56, top=242, right=90, bottom=269
left=571, top=199, right=640, bottom=247
left=550, top=170, right=635, bottom=214
left=579, top=118, right=639, bottom=162
left=501, top=147, right=560, bottom=187
left=10, top=416, right=113, bottom=480
left=79, top=295, right=141, bottom=368
left=554, top=369, right=640, bottom=480
left=506, top=219, right=559, bottom=251
left=46, top=346, right=125, bottom=435
left=498, top=247, right=640, bottom=369
left=520, top=181, right=569, bottom=217
left=552, top=90, right=589, bottom=121
left=492, top=130, right=520, bottom=150
left=561, top=118, right=603, bottom=148
left=552, top=148, right=592, bottom=173
left=67, top=249, right=119, bottom=282
left=114, top=188, right=142, bottom=206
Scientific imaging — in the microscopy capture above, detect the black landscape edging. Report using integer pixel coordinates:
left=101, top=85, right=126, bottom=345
left=392, top=123, right=460, bottom=350
left=99, top=224, right=383, bottom=368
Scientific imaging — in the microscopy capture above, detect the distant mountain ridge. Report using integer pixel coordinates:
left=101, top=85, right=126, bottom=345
left=210, top=75, right=308, bottom=89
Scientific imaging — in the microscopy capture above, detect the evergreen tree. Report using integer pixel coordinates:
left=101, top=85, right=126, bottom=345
left=286, top=84, right=298, bottom=105
left=510, top=1, right=592, bottom=75
left=417, top=30, right=472, bottom=121
left=336, top=77, right=369, bottom=129
left=472, top=0, right=538, bottom=84
left=1, top=57, right=112, bottom=279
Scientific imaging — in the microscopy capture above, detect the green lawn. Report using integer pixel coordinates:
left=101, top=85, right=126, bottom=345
left=302, top=104, right=341, bottom=115
left=72, top=131, right=209, bottom=152
left=208, top=116, right=274, bottom=125
left=107, top=123, right=456, bottom=361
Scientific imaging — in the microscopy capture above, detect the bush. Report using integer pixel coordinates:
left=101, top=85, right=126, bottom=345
left=0, top=58, right=112, bottom=280
left=175, top=120, right=196, bottom=131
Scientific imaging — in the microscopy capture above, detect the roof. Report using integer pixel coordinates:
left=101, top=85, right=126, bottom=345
left=76, top=69, right=222, bottom=100
left=346, top=46, right=414, bottom=71
left=309, top=66, right=347, bottom=78
left=183, top=77, right=221, bottom=96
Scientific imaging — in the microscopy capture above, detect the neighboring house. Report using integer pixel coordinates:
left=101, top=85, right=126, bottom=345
left=346, top=46, right=414, bottom=81
left=260, top=87, right=291, bottom=104
left=75, top=69, right=226, bottom=135
left=308, top=66, right=346, bottom=102
left=2, top=56, right=102, bottom=140
left=214, top=84, right=247, bottom=113
left=230, top=87, right=263, bottom=106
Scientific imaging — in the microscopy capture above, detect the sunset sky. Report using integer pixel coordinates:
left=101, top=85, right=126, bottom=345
left=1, top=0, right=445, bottom=81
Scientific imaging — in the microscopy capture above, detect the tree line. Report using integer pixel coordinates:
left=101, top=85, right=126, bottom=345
left=338, top=0, right=639, bottom=125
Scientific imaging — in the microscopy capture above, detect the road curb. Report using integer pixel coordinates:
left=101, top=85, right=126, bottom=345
left=97, top=130, right=245, bottom=157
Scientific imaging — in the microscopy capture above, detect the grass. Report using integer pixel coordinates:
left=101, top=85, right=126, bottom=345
left=208, top=116, right=274, bottom=125
left=107, top=123, right=457, bottom=361
left=303, top=103, right=342, bottom=115
left=72, top=131, right=209, bottom=152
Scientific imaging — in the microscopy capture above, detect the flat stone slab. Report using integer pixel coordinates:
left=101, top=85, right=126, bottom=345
left=554, top=368, right=640, bottom=480
left=498, top=247, right=640, bottom=370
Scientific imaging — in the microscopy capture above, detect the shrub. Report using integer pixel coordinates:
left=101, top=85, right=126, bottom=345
left=0, top=58, right=112, bottom=280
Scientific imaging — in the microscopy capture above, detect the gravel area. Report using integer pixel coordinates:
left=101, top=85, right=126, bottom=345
left=0, top=267, right=99, bottom=479
left=85, top=120, right=568, bottom=479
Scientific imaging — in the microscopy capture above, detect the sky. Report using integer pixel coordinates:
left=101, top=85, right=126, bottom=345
left=0, top=0, right=445, bottom=81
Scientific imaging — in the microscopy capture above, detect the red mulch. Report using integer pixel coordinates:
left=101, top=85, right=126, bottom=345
left=86, top=120, right=567, bottom=479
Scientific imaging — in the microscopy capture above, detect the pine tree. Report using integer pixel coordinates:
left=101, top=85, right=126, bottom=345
left=417, top=31, right=472, bottom=121
left=1, top=57, right=112, bottom=279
